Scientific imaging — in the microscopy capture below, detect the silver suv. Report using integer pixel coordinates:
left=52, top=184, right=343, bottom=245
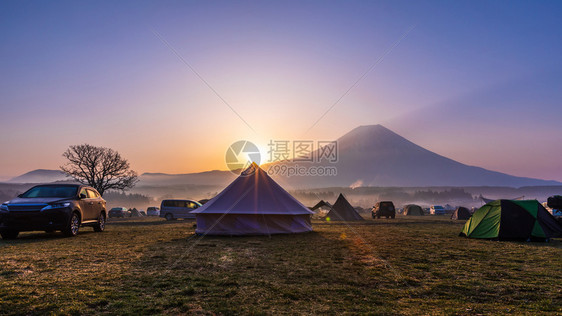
left=146, top=207, right=160, bottom=216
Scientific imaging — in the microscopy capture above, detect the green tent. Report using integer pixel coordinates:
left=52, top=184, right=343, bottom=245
left=460, top=200, right=562, bottom=241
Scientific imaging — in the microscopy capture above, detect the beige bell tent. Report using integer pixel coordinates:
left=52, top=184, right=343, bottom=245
left=191, top=163, right=313, bottom=235
left=325, top=194, right=364, bottom=221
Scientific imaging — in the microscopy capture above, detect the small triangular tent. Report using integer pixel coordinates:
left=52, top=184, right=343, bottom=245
left=325, top=194, right=364, bottom=221
left=460, top=200, right=562, bottom=241
left=404, top=204, right=424, bottom=216
left=310, top=200, right=332, bottom=212
left=451, top=207, right=471, bottom=220
left=191, top=163, right=313, bottom=235
left=130, top=208, right=142, bottom=217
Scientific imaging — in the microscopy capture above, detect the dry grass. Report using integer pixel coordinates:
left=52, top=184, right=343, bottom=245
left=0, top=216, right=560, bottom=315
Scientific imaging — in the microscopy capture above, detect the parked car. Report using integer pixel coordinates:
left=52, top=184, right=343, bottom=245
left=547, top=195, right=562, bottom=210
left=138, top=209, right=146, bottom=216
left=0, top=184, right=107, bottom=239
left=545, top=195, right=562, bottom=224
left=146, top=207, right=160, bottom=216
left=160, top=199, right=202, bottom=221
left=430, top=205, right=446, bottom=215
left=108, top=207, right=131, bottom=218
left=372, top=201, right=396, bottom=219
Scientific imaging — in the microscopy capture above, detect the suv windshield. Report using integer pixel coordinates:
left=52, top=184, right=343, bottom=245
left=20, top=185, right=78, bottom=198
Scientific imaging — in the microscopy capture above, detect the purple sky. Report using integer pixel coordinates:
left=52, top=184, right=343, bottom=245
left=1, top=0, right=561, bottom=182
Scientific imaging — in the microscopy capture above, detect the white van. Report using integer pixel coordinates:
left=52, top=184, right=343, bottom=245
left=159, top=199, right=202, bottom=221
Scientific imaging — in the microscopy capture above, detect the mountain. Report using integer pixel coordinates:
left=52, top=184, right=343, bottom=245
left=8, top=169, right=71, bottom=183
left=267, top=125, right=561, bottom=188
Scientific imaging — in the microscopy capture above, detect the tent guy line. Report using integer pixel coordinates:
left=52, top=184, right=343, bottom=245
left=151, top=28, right=257, bottom=134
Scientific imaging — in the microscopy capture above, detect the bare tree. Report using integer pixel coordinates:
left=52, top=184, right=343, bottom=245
left=60, top=144, right=138, bottom=196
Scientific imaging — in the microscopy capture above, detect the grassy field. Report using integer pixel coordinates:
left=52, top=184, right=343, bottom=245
left=0, top=216, right=560, bottom=315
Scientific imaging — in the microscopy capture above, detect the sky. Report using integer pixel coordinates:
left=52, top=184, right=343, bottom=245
left=1, top=0, right=561, bottom=181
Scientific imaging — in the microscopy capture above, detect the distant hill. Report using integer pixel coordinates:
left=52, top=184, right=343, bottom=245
left=7, top=169, right=71, bottom=183
left=138, top=170, right=236, bottom=187
left=5, top=168, right=234, bottom=187
left=267, top=125, right=561, bottom=188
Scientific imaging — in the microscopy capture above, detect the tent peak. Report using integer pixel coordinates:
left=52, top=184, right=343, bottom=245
left=241, top=162, right=262, bottom=176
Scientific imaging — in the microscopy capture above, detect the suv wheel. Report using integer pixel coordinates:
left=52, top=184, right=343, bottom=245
left=165, top=213, right=174, bottom=221
left=93, top=212, right=106, bottom=232
left=63, top=212, right=81, bottom=237
left=0, top=230, right=19, bottom=240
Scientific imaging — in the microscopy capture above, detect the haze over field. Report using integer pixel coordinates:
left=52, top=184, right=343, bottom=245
left=1, top=1, right=561, bottom=182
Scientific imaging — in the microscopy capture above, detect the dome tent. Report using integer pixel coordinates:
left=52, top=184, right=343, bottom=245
left=460, top=200, right=562, bottom=241
left=451, top=207, right=471, bottom=220
left=404, top=204, right=424, bottom=216
left=191, top=163, right=313, bottom=236
left=325, top=194, right=364, bottom=221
